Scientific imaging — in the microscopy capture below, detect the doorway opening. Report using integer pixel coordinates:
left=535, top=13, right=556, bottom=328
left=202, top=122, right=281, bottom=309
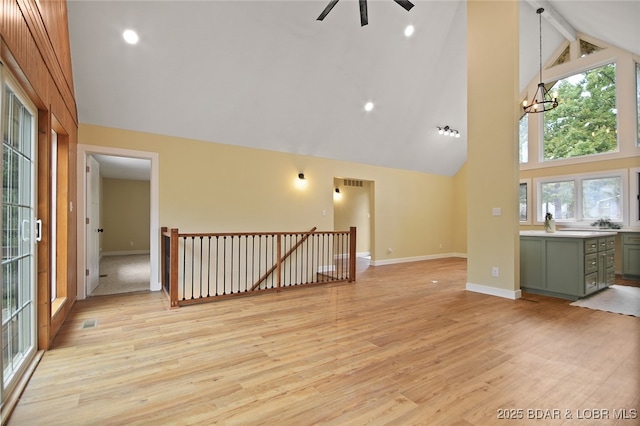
left=333, top=177, right=374, bottom=274
left=77, top=145, right=159, bottom=300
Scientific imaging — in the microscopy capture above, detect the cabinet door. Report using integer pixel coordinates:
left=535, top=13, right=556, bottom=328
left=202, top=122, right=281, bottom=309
left=546, top=240, right=581, bottom=296
left=521, top=238, right=545, bottom=289
left=623, top=244, right=640, bottom=276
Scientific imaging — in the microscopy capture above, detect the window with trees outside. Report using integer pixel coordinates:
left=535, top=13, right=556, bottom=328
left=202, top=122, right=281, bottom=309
left=519, top=180, right=531, bottom=223
left=519, top=115, right=528, bottom=163
left=537, top=172, right=624, bottom=225
left=543, top=63, right=617, bottom=161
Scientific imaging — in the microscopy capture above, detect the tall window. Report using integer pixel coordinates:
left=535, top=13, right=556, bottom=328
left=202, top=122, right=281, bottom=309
left=519, top=181, right=531, bottom=223
left=544, top=63, right=617, bottom=161
left=519, top=115, right=528, bottom=163
left=2, top=83, right=37, bottom=394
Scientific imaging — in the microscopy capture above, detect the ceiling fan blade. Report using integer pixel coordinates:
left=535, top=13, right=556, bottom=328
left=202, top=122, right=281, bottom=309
left=393, top=0, right=415, bottom=12
left=360, top=0, right=368, bottom=26
left=317, top=0, right=341, bottom=21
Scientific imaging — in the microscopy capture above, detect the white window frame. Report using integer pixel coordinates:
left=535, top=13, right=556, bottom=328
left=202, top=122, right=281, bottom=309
left=534, top=169, right=628, bottom=227
left=630, top=167, right=640, bottom=228
left=636, top=61, right=640, bottom=147
left=0, top=66, right=39, bottom=402
left=519, top=179, right=532, bottom=224
left=520, top=44, right=640, bottom=172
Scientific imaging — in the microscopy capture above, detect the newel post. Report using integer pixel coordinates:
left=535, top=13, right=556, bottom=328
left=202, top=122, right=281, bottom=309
left=276, top=234, right=282, bottom=290
left=170, top=228, right=179, bottom=308
left=349, top=226, right=357, bottom=282
left=161, top=227, right=167, bottom=293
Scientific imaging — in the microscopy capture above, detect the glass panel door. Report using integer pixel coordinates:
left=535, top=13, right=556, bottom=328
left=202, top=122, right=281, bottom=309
left=1, top=84, right=36, bottom=395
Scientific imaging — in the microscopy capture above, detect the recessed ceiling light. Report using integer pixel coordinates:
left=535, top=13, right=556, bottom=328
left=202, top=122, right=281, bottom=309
left=404, top=25, right=414, bottom=37
left=123, top=29, right=139, bottom=45
left=364, top=102, right=374, bottom=112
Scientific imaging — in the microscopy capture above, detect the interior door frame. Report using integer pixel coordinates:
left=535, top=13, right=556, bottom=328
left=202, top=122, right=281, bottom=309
left=76, top=145, right=160, bottom=300
left=85, top=154, right=100, bottom=295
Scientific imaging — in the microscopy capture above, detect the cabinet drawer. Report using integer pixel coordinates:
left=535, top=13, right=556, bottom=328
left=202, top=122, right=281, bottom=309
left=622, top=233, right=640, bottom=244
left=606, top=268, right=615, bottom=285
left=585, top=239, right=599, bottom=254
left=605, top=251, right=615, bottom=268
left=585, top=253, right=598, bottom=274
left=585, top=272, right=598, bottom=293
left=598, top=238, right=608, bottom=251
left=605, top=236, right=615, bottom=250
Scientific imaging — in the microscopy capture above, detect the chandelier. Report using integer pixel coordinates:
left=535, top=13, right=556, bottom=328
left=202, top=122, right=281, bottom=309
left=522, top=8, right=558, bottom=114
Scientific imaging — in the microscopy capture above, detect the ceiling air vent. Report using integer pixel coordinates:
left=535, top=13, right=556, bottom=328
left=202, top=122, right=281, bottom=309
left=344, top=179, right=363, bottom=187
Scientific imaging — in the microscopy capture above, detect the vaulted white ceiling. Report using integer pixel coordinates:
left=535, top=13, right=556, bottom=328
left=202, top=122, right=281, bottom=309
left=68, top=1, right=640, bottom=177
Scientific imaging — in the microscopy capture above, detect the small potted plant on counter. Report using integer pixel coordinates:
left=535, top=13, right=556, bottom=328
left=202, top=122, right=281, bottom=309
left=544, top=212, right=556, bottom=233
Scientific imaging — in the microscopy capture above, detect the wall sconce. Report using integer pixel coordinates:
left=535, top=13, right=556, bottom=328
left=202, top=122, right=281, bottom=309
left=437, top=125, right=461, bottom=138
left=333, top=187, right=342, bottom=200
left=295, top=172, right=308, bottom=189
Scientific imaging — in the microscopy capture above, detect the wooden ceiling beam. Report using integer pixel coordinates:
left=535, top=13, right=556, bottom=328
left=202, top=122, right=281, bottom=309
left=526, top=0, right=577, bottom=42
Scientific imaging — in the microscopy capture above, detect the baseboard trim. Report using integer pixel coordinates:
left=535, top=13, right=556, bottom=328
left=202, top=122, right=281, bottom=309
left=102, top=250, right=150, bottom=256
left=371, top=253, right=464, bottom=266
left=466, top=282, right=522, bottom=300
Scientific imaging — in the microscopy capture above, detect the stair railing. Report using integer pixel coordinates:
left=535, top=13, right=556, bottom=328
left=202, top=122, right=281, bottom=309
left=161, top=226, right=356, bottom=308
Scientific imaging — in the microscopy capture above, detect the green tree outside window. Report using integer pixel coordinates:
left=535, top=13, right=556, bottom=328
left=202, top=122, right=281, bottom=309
left=544, top=63, right=617, bottom=160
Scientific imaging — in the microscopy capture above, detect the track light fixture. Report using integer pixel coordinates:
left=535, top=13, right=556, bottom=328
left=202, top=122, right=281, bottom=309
left=298, top=173, right=305, bottom=180
left=437, top=126, right=460, bottom=138
left=522, top=8, right=559, bottom=114
left=335, top=188, right=340, bottom=193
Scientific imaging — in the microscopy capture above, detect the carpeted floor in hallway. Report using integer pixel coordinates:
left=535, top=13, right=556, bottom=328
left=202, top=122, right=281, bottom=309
left=90, top=254, right=150, bottom=296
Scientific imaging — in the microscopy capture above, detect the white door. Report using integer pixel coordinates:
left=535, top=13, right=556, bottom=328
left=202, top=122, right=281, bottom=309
left=86, top=155, right=100, bottom=295
left=1, top=82, right=38, bottom=399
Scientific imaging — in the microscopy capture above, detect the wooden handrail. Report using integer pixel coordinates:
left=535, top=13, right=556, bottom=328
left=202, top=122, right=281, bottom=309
left=250, top=227, right=317, bottom=291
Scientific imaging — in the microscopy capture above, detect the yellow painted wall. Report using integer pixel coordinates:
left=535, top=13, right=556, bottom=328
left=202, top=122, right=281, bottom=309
left=467, top=0, right=520, bottom=295
left=452, top=163, right=467, bottom=255
left=102, top=178, right=151, bottom=253
left=79, top=124, right=456, bottom=263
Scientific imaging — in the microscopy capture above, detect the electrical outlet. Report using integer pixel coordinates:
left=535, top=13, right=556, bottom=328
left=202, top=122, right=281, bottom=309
left=387, top=247, right=393, bottom=254
left=492, top=267, right=499, bottom=277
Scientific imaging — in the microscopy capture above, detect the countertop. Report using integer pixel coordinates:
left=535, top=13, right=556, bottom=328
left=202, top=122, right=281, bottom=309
left=520, top=230, right=618, bottom=238
left=556, top=227, right=640, bottom=233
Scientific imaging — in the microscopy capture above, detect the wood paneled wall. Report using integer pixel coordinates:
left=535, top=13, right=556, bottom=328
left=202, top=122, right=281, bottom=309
left=0, top=0, right=78, bottom=349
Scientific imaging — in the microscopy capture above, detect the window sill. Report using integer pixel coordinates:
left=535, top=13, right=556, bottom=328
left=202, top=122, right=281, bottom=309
left=51, top=297, right=68, bottom=318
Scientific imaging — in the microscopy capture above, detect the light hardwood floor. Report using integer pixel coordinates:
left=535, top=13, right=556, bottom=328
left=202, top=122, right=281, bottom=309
left=9, top=258, right=640, bottom=425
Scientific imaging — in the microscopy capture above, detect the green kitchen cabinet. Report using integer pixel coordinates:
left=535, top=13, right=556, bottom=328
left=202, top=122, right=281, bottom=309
left=520, top=231, right=616, bottom=300
left=622, top=232, right=640, bottom=280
